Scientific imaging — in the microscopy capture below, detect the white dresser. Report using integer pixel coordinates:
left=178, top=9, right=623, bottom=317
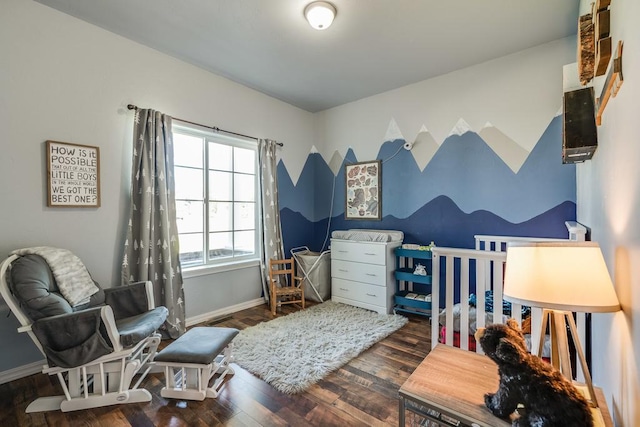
left=330, top=238, right=401, bottom=314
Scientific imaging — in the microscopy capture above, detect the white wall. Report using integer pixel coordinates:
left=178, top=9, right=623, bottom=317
left=0, top=0, right=314, bottom=373
left=316, top=38, right=575, bottom=165
left=576, top=0, right=640, bottom=425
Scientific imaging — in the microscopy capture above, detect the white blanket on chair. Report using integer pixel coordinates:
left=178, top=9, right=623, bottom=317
left=11, top=246, right=99, bottom=307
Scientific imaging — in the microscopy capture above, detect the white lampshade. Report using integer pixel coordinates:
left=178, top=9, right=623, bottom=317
left=504, top=241, right=620, bottom=313
left=304, top=1, right=336, bottom=30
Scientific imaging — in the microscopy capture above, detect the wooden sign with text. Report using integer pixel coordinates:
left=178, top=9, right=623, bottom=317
left=46, top=140, right=101, bottom=207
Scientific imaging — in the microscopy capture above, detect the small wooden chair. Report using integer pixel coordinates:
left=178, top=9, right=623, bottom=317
left=269, top=258, right=305, bottom=315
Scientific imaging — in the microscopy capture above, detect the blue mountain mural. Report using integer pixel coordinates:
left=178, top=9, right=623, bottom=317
left=277, top=157, right=312, bottom=221
left=281, top=197, right=576, bottom=254
left=277, top=114, right=576, bottom=253
left=375, top=115, right=574, bottom=223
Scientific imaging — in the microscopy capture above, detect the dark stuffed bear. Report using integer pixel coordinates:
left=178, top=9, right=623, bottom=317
left=474, top=319, right=593, bottom=427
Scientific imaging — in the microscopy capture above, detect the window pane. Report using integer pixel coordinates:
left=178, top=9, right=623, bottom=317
left=234, top=147, right=255, bottom=174
left=234, top=202, right=254, bottom=231
left=209, top=142, right=232, bottom=171
left=234, top=173, right=255, bottom=202
left=235, top=230, right=255, bottom=255
left=175, top=166, right=203, bottom=200
left=209, top=202, right=232, bottom=232
left=175, top=125, right=259, bottom=269
left=209, top=170, right=232, bottom=201
left=176, top=201, right=203, bottom=234
left=179, top=233, right=204, bottom=266
left=174, top=133, right=203, bottom=168
left=209, top=232, right=233, bottom=260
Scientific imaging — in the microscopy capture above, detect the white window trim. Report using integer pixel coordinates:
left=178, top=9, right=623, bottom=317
left=182, top=258, right=261, bottom=279
left=173, top=122, right=262, bottom=273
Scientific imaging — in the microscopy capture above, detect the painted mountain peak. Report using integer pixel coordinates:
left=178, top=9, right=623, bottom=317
left=278, top=114, right=575, bottom=226
left=411, top=130, right=439, bottom=171
left=385, top=118, right=405, bottom=143
left=477, top=124, right=529, bottom=173
left=328, top=150, right=343, bottom=175
left=309, top=113, right=551, bottom=182
left=449, top=118, right=473, bottom=137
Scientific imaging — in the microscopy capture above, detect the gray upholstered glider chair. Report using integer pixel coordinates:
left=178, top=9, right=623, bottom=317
left=0, top=248, right=168, bottom=413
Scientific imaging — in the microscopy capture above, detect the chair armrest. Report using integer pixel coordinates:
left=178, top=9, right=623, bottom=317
left=104, top=281, right=155, bottom=320
left=31, top=306, right=117, bottom=368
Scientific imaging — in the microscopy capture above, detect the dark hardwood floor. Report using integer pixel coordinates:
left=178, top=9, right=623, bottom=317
left=0, top=303, right=432, bottom=426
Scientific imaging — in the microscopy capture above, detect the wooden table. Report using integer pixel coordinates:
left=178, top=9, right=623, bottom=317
left=398, top=345, right=613, bottom=427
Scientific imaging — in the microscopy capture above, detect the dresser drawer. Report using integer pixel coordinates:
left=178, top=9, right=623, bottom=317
left=330, top=240, right=386, bottom=265
left=331, top=259, right=387, bottom=286
left=332, top=278, right=387, bottom=307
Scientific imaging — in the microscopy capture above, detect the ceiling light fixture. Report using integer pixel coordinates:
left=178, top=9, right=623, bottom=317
left=304, top=1, right=336, bottom=30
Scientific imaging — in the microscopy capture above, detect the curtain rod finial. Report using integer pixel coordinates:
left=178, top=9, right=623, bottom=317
left=127, top=104, right=137, bottom=110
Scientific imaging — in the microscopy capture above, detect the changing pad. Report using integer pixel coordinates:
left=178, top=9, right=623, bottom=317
left=331, top=229, right=404, bottom=242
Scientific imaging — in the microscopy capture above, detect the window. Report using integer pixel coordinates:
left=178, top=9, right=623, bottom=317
left=172, top=124, right=259, bottom=270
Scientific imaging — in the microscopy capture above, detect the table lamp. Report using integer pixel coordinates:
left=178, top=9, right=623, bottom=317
left=503, top=241, right=620, bottom=408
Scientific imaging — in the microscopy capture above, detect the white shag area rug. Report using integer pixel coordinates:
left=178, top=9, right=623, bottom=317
left=232, top=301, right=408, bottom=394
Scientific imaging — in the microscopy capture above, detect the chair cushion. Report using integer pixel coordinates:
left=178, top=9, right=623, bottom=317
left=155, top=327, right=239, bottom=365
left=116, top=306, right=168, bottom=347
left=9, top=254, right=105, bottom=321
left=10, top=254, right=72, bottom=320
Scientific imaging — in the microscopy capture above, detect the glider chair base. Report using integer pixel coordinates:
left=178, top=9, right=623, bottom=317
left=26, top=390, right=152, bottom=413
left=25, top=333, right=162, bottom=413
left=155, top=327, right=239, bottom=401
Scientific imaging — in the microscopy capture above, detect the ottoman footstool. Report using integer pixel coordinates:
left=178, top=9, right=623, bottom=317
left=154, top=326, right=239, bottom=400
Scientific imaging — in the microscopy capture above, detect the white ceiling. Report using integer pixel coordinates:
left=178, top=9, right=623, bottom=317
left=35, top=0, right=579, bottom=113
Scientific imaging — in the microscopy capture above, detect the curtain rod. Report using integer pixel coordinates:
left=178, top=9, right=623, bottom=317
left=126, top=104, right=283, bottom=146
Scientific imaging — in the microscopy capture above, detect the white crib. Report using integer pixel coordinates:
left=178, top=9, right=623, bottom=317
left=431, top=221, right=589, bottom=382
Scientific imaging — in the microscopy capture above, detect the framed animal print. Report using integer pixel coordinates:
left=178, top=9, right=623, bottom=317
left=345, top=160, right=381, bottom=220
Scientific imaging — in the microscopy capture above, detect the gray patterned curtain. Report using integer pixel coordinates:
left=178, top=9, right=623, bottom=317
left=122, top=109, right=185, bottom=339
left=258, top=139, right=284, bottom=303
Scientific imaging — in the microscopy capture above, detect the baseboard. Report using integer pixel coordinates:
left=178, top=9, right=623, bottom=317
left=0, top=360, right=44, bottom=385
left=186, top=298, right=266, bottom=327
